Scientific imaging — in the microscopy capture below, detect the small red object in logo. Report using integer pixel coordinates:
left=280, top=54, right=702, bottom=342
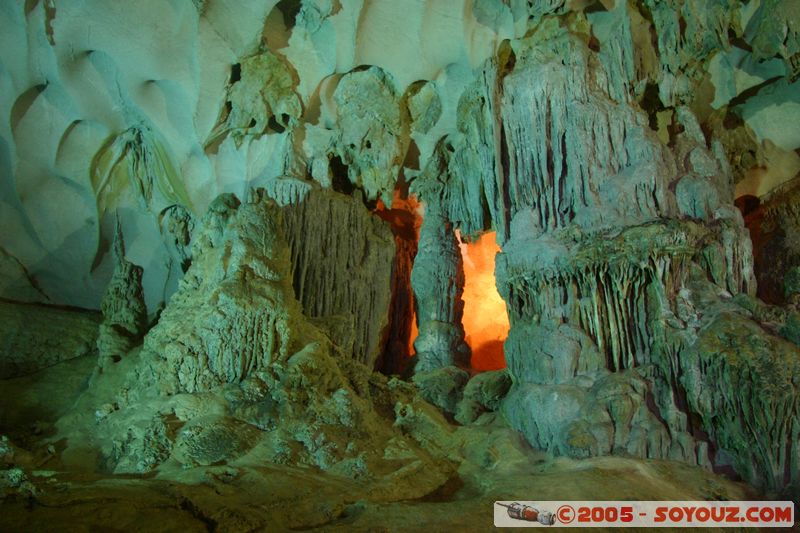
left=557, top=505, right=575, bottom=524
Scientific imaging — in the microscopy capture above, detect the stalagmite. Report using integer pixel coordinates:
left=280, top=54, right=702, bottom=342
left=138, top=193, right=302, bottom=392
left=410, top=206, right=469, bottom=372
left=96, top=222, right=148, bottom=367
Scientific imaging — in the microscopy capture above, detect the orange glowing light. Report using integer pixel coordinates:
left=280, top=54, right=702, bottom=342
left=374, top=192, right=423, bottom=241
left=409, top=313, right=419, bottom=354
left=374, top=191, right=423, bottom=356
left=457, top=230, right=509, bottom=371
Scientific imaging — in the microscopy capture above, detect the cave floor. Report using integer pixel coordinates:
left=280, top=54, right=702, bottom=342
left=0, top=457, right=760, bottom=532
left=0, top=354, right=762, bottom=532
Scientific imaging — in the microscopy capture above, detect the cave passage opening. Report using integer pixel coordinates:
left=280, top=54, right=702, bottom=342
left=456, top=230, right=509, bottom=371
left=374, top=189, right=422, bottom=375
left=373, top=192, right=509, bottom=374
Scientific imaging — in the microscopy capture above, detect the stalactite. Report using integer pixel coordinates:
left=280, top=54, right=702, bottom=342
left=280, top=187, right=395, bottom=368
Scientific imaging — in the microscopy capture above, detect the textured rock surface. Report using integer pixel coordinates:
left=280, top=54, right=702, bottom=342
left=744, top=179, right=800, bottom=304
left=281, top=187, right=395, bottom=367
left=374, top=192, right=421, bottom=375
left=330, top=67, right=405, bottom=204
left=405, top=10, right=795, bottom=495
left=0, top=0, right=511, bottom=310
left=2, top=0, right=796, bottom=312
left=139, top=193, right=309, bottom=393
left=455, top=369, right=511, bottom=425
left=410, top=207, right=469, bottom=371
left=683, top=310, right=800, bottom=491
left=412, top=365, right=470, bottom=415
left=0, top=301, right=99, bottom=379
left=96, top=223, right=148, bottom=366
left=220, top=50, right=302, bottom=138
left=51, top=194, right=447, bottom=495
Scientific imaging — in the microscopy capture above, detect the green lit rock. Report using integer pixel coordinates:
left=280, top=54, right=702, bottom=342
left=455, top=369, right=511, bottom=425
left=412, top=365, right=469, bottom=415
left=681, top=311, right=800, bottom=491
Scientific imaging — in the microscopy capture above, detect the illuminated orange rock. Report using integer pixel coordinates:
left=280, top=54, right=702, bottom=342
left=374, top=190, right=423, bottom=373
left=457, top=231, right=509, bottom=371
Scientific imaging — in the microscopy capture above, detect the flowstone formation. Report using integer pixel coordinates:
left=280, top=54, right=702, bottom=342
left=64, top=193, right=450, bottom=488
left=138, top=193, right=304, bottom=393
left=408, top=7, right=798, bottom=496
left=2, top=0, right=800, bottom=527
left=281, top=187, right=396, bottom=368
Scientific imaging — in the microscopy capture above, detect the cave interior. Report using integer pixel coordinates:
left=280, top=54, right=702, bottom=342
left=1, top=0, right=800, bottom=530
